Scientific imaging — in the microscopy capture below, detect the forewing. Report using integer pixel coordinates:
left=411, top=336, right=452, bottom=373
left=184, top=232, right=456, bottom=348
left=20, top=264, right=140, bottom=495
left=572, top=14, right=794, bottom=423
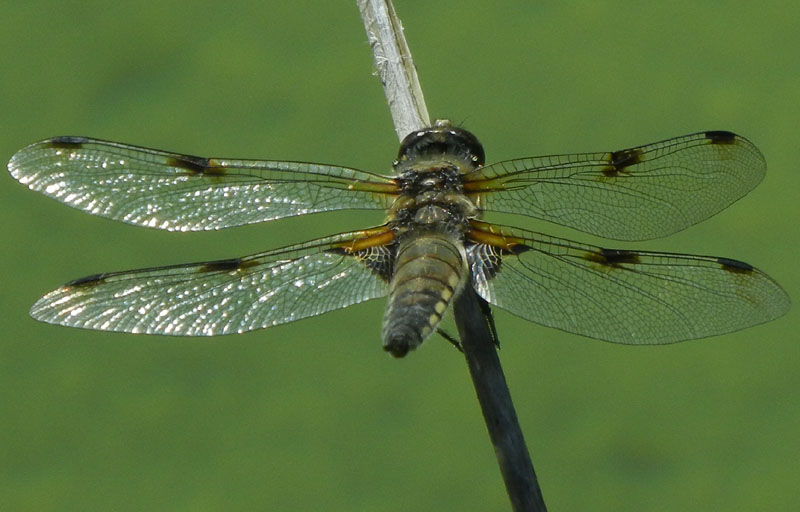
left=30, top=230, right=393, bottom=336
left=468, top=223, right=790, bottom=344
left=465, top=131, right=765, bottom=240
left=8, top=136, right=396, bottom=231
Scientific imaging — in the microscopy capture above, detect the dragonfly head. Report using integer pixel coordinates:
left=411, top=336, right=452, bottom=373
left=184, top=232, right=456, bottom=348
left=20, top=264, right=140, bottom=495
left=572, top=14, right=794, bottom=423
left=395, top=119, right=485, bottom=171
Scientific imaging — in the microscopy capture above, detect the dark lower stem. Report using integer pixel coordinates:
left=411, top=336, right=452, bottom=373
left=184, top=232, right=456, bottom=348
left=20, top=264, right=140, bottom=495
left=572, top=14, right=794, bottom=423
left=454, top=287, right=547, bottom=512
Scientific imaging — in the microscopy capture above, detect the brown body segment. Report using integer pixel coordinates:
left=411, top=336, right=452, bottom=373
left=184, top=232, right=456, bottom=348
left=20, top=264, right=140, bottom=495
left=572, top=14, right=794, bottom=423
left=381, top=232, right=466, bottom=357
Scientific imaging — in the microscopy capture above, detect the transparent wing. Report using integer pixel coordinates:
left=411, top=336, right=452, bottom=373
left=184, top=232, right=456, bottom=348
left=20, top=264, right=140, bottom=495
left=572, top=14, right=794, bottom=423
left=465, top=131, right=766, bottom=240
left=468, top=223, right=790, bottom=344
left=30, top=229, right=392, bottom=336
left=8, top=136, right=397, bottom=231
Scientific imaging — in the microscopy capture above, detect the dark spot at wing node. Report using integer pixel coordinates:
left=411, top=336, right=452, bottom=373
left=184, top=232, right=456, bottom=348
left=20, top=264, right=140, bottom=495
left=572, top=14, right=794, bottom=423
left=603, top=148, right=643, bottom=177
left=585, top=249, right=640, bottom=267
left=718, top=257, right=754, bottom=274
left=199, top=258, right=256, bottom=273
left=705, top=130, right=737, bottom=144
left=166, top=155, right=224, bottom=176
left=66, top=273, right=107, bottom=287
left=46, top=136, right=89, bottom=149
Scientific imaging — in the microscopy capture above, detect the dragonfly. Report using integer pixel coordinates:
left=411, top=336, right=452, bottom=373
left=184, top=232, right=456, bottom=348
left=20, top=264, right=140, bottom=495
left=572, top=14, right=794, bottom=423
left=7, top=120, right=790, bottom=357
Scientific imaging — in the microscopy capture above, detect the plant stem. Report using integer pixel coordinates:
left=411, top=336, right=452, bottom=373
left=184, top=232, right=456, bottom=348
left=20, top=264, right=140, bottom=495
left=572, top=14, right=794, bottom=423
left=357, top=1, right=547, bottom=510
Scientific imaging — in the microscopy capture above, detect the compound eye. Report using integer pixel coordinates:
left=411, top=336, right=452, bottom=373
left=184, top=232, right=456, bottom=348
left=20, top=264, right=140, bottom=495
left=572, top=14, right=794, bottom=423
left=396, top=124, right=485, bottom=166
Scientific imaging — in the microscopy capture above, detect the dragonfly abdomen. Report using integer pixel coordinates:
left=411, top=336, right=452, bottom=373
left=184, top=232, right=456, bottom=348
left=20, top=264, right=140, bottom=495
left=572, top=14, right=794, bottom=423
left=382, top=232, right=467, bottom=357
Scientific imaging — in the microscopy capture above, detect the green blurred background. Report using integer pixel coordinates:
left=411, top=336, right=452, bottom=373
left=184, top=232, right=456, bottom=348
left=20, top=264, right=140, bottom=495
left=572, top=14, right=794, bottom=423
left=2, top=1, right=798, bottom=510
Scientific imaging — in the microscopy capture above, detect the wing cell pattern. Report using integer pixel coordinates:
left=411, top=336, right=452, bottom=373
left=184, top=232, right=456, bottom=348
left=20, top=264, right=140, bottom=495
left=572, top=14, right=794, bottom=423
left=8, top=137, right=395, bottom=231
left=30, top=231, right=390, bottom=336
left=468, top=224, right=790, bottom=344
left=466, top=131, right=765, bottom=240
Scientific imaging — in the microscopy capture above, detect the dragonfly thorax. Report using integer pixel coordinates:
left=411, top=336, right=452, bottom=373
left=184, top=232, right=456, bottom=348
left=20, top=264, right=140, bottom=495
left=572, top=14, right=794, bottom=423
left=388, top=166, right=477, bottom=237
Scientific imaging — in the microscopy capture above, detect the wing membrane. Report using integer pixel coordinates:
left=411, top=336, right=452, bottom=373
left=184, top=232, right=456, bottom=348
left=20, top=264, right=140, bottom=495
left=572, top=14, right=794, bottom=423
left=30, top=230, right=390, bottom=336
left=468, top=223, right=790, bottom=344
left=465, top=131, right=765, bottom=240
left=8, top=136, right=396, bottom=231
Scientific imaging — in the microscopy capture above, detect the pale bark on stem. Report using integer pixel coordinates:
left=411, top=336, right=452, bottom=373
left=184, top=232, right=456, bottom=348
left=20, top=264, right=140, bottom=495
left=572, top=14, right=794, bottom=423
left=356, top=0, right=429, bottom=137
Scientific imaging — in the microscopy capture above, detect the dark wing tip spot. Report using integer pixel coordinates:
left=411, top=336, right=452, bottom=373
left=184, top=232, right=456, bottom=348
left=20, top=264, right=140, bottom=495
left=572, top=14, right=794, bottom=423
left=718, top=257, right=754, bottom=274
left=46, top=136, right=89, bottom=149
left=705, top=130, right=737, bottom=144
left=66, top=273, right=107, bottom=288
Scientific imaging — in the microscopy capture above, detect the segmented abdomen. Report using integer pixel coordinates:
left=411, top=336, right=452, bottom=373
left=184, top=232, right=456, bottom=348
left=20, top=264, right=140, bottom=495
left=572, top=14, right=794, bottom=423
left=382, top=232, right=467, bottom=357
